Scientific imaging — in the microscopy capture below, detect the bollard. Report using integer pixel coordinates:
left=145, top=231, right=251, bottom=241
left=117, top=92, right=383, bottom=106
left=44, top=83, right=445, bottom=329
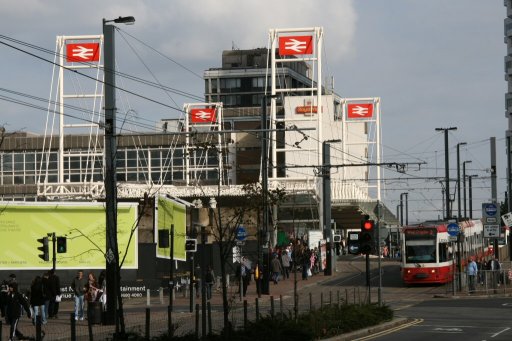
left=195, top=304, right=200, bottom=340
left=159, top=287, right=164, bottom=304
left=255, top=298, right=260, bottom=321
left=168, top=305, right=172, bottom=337
left=337, top=290, right=340, bottom=306
left=146, top=308, right=151, bottom=340
left=280, top=295, right=283, bottom=320
left=270, top=296, right=275, bottom=318
left=70, top=313, right=76, bottom=341
left=321, top=292, right=324, bottom=309
left=147, top=288, right=151, bottom=306
left=36, top=315, right=42, bottom=341
left=243, top=300, right=248, bottom=329
left=207, top=301, right=212, bottom=336
left=309, top=292, right=313, bottom=311
left=329, top=291, right=332, bottom=306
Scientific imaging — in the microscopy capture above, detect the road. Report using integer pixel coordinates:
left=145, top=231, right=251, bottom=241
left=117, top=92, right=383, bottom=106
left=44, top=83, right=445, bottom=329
left=324, top=256, right=512, bottom=341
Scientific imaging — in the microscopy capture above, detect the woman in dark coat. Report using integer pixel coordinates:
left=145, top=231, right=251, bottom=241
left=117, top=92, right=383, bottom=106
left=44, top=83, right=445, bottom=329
left=30, top=275, right=46, bottom=324
left=6, top=282, right=31, bottom=340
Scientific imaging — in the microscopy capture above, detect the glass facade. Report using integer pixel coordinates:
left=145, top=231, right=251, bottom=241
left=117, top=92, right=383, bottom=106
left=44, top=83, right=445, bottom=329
left=0, top=145, right=228, bottom=188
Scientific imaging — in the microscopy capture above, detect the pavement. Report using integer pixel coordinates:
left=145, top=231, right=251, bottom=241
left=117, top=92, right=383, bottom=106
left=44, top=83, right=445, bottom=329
left=1, top=260, right=407, bottom=340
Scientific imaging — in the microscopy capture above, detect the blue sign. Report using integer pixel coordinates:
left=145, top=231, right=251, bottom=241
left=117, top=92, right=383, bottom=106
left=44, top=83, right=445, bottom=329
left=447, top=223, right=460, bottom=237
left=236, top=226, right=247, bottom=241
left=484, top=203, right=498, bottom=217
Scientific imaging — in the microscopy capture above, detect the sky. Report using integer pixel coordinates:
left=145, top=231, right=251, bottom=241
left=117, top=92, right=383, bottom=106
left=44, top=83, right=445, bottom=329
left=0, top=0, right=508, bottom=223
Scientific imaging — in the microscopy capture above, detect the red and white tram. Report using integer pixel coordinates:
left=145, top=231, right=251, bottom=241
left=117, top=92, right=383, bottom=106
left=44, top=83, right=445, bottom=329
left=401, top=220, right=491, bottom=285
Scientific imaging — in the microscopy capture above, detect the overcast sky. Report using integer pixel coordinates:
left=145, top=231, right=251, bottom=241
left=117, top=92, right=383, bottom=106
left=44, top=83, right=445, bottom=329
left=0, top=0, right=507, bottom=223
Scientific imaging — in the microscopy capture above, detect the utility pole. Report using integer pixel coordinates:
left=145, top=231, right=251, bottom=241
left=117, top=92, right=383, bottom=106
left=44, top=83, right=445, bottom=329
left=322, top=139, right=340, bottom=276
left=490, top=137, right=499, bottom=259
left=435, top=127, right=457, bottom=220
left=457, top=142, right=467, bottom=219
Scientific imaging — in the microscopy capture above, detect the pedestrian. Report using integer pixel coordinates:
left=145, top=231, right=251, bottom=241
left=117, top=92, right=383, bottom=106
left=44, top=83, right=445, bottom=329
left=30, top=275, right=46, bottom=325
left=48, top=269, right=61, bottom=318
left=281, top=249, right=291, bottom=279
left=487, top=257, right=501, bottom=293
left=205, top=266, right=215, bottom=300
left=477, top=258, right=485, bottom=285
left=5, top=282, right=31, bottom=341
left=467, top=257, right=477, bottom=294
left=71, top=270, right=87, bottom=321
left=97, top=270, right=106, bottom=311
left=1, top=274, right=17, bottom=319
left=271, top=254, right=282, bottom=284
left=42, top=271, right=52, bottom=321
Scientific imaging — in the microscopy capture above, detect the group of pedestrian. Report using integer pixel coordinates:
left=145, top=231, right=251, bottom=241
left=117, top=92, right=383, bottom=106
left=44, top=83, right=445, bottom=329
left=71, top=269, right=106, bottom=321
left=467, top=256, right=502, bottom=294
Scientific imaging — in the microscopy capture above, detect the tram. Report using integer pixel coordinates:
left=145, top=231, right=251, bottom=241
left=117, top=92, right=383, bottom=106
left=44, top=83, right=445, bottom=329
left=400, top=220, right=490, bottom=285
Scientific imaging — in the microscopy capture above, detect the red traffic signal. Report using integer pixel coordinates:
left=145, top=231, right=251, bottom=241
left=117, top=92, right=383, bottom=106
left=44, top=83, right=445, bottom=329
left=362, top=220, right=375, bottom=231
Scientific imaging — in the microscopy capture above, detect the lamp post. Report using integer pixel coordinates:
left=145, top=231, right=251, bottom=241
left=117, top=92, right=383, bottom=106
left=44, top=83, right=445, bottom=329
left=435, top=127, right=457, bottom=220
left=463, top=160, right=472, bottom=219
left=456, top=142, right=467, bottom=220
left=102, top=15, right=135, bottom=327
left=468, top=175, right=478, bottom=219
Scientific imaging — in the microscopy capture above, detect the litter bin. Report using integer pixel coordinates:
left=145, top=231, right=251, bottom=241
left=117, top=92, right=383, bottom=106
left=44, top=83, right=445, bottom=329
left=87, top=301, right=102, bottom=324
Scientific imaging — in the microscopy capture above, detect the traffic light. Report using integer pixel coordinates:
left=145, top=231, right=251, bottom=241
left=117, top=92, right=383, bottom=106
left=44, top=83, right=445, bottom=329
left=37, top=236, right=49, bottom=261
left=57, top=236, right=67, bottom=253
left=360, top=218, right=375, bottom=254
left=185, top=239, right=197, bottom=252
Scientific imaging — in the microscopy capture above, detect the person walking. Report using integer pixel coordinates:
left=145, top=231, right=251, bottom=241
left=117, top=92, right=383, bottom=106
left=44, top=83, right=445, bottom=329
left=271, top=254, right=283, bottom=284
left=281, top=249, right=291, bottom=279
left=467, top=257, right=477, bottom=294
left=487, top=257, right=501, bottom=293
left=71, top=270, right=87, bottom=321
left=30, top=275, right=46, bottom=325
left=5, top=282, right=31, bottom=341
left=42, top=271, right=52, bottom=322
left=204, top=266, right=215, bottom=300
left=48, top=269, right=61, bottom=318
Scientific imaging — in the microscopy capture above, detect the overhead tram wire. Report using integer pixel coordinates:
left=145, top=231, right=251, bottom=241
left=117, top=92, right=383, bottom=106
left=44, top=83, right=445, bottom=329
left=0, top=36, right=197, bottom=114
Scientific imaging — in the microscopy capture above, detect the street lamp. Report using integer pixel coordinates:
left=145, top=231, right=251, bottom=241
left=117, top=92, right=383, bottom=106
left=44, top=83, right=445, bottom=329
left=468, top=175, right=478, bottom=219
left=463, top=160, right=472, bottom=218
left=102, top=15, right=135, bottom=327
left=456, top=142, right=467, bottom=220
left=435, top=127, right=457, bottom=220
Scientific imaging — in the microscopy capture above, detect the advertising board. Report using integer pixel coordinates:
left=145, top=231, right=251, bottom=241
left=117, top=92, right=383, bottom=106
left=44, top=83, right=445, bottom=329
left=155, top=195, right=187, bottom=261
left=0, top=202, right=138, bottom=270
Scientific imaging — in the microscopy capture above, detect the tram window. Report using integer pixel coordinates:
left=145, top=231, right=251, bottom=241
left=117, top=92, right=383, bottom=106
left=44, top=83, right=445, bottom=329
left=405, top=240, right=436, bottom=263
left=439, top=242, right=450, bottom=262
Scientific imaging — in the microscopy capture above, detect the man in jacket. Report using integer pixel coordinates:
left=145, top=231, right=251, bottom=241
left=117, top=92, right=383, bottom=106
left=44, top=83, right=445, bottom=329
left=467, top=257, right=478, bottom=293
left=71, top=270, right=87, bottom=320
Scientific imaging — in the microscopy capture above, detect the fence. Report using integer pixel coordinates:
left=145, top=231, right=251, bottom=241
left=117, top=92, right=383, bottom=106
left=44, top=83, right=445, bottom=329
left=0, top=286, right=371, bottom=341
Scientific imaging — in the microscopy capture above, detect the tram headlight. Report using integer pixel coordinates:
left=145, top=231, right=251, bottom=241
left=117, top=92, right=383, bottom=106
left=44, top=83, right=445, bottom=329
left=431, top=269, right=436, bottom=273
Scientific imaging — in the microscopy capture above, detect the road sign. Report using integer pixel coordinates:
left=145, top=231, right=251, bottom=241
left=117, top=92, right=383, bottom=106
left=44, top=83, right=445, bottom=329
left=502, top=212, right=512, bottom=227
left=483, top=203, right=498, bottom=217
left=484, top=225, right=500, bottom=238
left=232, top=246, right=241, bottom=263
left=447, top=223, right=460, bottom=237
left=235, top=226, right=247, bottom=241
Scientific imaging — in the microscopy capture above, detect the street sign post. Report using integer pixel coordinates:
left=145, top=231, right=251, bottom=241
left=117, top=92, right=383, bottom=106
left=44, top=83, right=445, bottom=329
left=482, top=203, right=501, bottom=240
left=236, top=226, right=247, bottom=241
left=447, top=223, right=460, bottom=242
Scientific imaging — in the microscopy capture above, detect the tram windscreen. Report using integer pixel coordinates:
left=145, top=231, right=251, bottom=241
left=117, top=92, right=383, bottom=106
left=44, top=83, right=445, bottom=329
left=404, top=228, right=437, bottom=263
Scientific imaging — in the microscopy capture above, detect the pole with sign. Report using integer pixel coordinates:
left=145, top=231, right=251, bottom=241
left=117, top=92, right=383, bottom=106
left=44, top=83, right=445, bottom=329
left=482, top=202, right=500, bottom=259
left=235, top=226, right=247, bottom=301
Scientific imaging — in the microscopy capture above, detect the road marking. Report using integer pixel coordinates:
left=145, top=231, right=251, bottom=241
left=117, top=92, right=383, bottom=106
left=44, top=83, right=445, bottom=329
left=491, top=327, right=510, bottom=338
left=352, top=318, right=423, bottom=340
left=432, top=327, right=463, bottom=333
